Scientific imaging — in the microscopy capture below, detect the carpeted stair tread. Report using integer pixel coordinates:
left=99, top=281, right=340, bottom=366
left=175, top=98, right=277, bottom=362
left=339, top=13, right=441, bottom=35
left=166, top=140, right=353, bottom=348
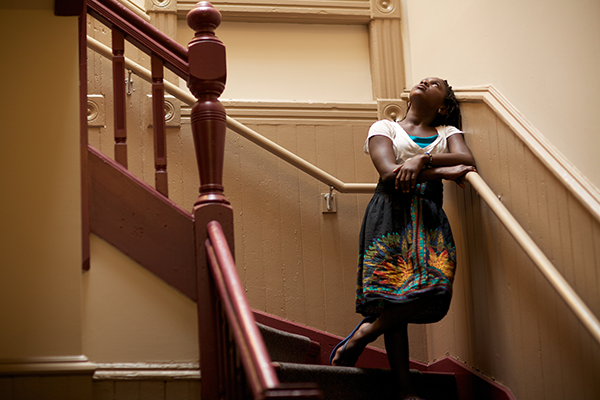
left=257, top=323, right=313, bottom=363
left=275, top=362, right=458, bottom=400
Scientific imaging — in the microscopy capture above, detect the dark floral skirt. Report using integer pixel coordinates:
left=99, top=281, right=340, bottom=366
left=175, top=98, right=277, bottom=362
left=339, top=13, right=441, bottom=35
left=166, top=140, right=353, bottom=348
left=356, top=179, right=456, bottom=323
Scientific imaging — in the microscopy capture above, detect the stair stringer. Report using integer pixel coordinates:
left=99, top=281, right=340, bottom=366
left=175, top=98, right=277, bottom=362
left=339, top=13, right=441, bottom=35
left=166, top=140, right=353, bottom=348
left=89, top=145, right=197, bottom=301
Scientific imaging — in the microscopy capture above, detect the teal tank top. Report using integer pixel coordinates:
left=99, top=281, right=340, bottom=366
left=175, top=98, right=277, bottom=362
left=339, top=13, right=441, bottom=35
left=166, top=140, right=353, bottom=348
left=409, top=134, right=438, bottom=148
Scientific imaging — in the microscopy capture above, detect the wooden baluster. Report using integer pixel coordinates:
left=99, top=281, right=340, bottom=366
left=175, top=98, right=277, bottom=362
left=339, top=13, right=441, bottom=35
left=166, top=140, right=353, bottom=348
left=151, top=53, right=168, bottom=196
left=187, top=3, right=232, bottom=400
left=112, top=29, right=127, bottom=167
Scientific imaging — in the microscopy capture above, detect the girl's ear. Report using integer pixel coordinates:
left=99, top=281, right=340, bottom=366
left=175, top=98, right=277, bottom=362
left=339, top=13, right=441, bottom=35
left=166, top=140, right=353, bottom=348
left=437, top=106, right=447, bottom=116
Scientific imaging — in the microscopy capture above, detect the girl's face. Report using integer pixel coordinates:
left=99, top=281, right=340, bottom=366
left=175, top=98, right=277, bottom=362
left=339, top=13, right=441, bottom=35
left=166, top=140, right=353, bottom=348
left=410, top=77, right=448, bottom=109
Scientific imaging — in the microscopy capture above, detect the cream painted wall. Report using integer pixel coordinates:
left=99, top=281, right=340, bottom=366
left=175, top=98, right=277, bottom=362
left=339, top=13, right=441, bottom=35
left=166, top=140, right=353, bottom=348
left=83, top=235, right=199, bottom=363
left=177, top=21, right=373, bottom=102
left=401, top=0, right=600, bottom=189
left=0, top=8, right=82, bottom=359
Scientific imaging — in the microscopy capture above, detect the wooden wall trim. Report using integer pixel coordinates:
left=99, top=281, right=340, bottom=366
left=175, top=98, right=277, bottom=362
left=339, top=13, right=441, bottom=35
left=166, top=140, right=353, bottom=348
left=369, top=4, right=405, bottom=100
left=206, top=100, right=377, bottom=124
left=177, top=0, right=371, bottom=24
left=0, top=356, right=96, bottom=376
left=120, top=0, right=151, bottom=21
left=427, top=357, right=516, bottom=400
left=93, top=362, right=200, bottom=380
left=455, top=85, right=600, bottom=223
left=89, top=145, right=197, bottom=301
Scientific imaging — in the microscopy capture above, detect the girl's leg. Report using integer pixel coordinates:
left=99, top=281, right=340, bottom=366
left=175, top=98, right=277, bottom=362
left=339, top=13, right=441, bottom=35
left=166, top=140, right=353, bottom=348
left=331, top=299, right=427, bottom=366
left=384, top=325, right=421, bottom=399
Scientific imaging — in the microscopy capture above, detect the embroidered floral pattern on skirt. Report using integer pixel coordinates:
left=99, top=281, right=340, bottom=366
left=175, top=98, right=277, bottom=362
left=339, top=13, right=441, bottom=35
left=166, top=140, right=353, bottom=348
left=356, top=180, right=456, bottom=323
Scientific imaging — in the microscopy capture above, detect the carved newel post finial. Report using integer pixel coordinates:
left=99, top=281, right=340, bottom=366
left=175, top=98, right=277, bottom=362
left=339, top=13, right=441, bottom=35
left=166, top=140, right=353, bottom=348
left=187, top=1, right=228, bottom=207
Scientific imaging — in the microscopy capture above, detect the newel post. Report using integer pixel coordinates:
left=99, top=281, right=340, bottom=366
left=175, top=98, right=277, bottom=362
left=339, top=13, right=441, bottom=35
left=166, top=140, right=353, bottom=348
left=187, top=3, right=233, bottom=399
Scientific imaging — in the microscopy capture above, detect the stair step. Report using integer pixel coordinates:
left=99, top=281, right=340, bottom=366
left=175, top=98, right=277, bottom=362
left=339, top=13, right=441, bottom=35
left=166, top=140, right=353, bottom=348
left=258, top=322, right=319, bottom=364
left=275, top=362, right=458, bottom=400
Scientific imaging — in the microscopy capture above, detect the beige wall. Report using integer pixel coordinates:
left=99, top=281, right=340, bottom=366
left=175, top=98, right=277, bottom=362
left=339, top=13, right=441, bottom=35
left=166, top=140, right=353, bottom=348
left=177, top=20, right=373, bottom=102
left=435, top=99, right=600, bottom=399
left=82, top=235, right=199, bottom=363
left=84, top=10, right=203, bottom=365
left=0, top=8, right=83, bottom=361
left=401, top=0, right=600, bottom=189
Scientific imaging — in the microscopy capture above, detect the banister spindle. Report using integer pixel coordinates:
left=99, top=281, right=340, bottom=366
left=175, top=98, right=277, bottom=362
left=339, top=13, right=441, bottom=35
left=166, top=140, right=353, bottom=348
left=187, top=3, right=232, bottom=400
left=112, top=28, right=127, bottom=167
left=151, top=53, right=168, bottom=196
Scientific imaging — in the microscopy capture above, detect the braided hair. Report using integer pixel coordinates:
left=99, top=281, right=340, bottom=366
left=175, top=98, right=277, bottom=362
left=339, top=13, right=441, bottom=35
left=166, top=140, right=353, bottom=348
left=402, top=79, right=462, bottom=130
left=430, top=80, right=462, bottom=130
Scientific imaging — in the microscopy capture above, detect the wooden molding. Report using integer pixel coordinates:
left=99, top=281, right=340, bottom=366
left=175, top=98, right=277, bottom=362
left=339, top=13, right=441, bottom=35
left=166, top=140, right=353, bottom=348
left=194, top=100, right=378, bottom=124
left=0, top=355, right=96, bottom=376
left=369, top=18, right=405, bottom=99
left=455, top=85, right=600, bottom=223
left=369, top=0, right=401, bottom=19
left=427, top=356, right=516, bottom=400
left=93, top=362, right=200, bottom=380
left=145, top=0, right=177, bottom=13
left=120, top=0, right=151, bottom=21
left=376, top=98, right=405, bottom=121
left=177, top=0, right=371, bottom=24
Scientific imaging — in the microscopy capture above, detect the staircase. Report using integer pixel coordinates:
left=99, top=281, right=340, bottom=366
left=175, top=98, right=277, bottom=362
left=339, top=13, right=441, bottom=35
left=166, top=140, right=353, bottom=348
left=258, top=324, right=459, bottom=400
left=84, top=2, right=517, bottom=399
left=92, top=313, right=516, bottom=400
left=91, top=321, right=459, bottom=400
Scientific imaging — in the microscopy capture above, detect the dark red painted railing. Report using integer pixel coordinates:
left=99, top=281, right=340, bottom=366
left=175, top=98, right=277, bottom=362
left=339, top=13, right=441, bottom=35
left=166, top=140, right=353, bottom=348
left=84, top=1, right=322, bottom=398
left=151, top=53, right=168, bottom=195
left=206, top=221, right=322, bottom=399
left=87, top=0, right=189, bottom=195
left=111, top=28, right=127, bottom=168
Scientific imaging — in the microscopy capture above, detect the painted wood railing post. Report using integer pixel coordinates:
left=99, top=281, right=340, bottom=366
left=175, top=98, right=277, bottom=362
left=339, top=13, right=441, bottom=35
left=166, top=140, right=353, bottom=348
left=151, top=54, right=168, bottom=196
left=112, top=28, right=128, bottom=167
left=187, top=3, right=233, bottom=399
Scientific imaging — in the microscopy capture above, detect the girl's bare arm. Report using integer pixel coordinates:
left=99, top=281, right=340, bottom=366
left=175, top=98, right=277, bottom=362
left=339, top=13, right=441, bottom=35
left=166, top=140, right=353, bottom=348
left=368, top=134, right=476, bottom=192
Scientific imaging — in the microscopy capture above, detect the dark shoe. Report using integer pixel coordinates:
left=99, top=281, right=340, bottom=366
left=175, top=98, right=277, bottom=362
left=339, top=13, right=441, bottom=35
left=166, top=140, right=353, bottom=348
left=329, top=316, right=376, bottom=366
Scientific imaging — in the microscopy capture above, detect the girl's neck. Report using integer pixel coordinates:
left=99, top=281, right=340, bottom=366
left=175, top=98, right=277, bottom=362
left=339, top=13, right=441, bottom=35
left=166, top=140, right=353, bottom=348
left=400, top=109, right=437, bottom=130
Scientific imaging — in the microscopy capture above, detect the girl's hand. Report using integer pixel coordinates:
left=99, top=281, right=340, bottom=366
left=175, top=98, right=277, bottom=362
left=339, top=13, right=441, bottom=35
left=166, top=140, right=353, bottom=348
left=442, top=164, right=476, bottom=188
left=393, top=155, right=427, bottom=192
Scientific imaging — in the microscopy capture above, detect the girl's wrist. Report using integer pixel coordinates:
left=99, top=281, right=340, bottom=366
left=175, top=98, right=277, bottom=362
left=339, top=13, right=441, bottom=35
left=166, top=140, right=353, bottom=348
left=423, top=152, right=433, bottom=167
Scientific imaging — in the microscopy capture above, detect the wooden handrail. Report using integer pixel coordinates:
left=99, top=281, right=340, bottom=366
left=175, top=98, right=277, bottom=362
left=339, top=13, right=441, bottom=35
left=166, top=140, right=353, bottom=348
left=86, top=35, right=377, bottom=194
left=205, top=221, right=279, bottom=396
left=87, top=0, right=188, bottom=78
left=465, top=171, right=600, bottom=346
left=86, top=0, right=188, bottom=193
left=206, top=221, right=323, bottom=399
left=225, top=117, right=377, bottom=194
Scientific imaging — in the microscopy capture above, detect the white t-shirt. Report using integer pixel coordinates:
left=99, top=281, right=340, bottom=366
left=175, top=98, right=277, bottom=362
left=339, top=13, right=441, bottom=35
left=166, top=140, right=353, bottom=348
left=364, top=119, right=463, bottom=163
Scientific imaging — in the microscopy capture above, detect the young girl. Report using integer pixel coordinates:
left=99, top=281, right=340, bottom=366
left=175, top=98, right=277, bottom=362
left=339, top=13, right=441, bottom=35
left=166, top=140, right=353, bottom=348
left=330, top=78, right=476, bottom=400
